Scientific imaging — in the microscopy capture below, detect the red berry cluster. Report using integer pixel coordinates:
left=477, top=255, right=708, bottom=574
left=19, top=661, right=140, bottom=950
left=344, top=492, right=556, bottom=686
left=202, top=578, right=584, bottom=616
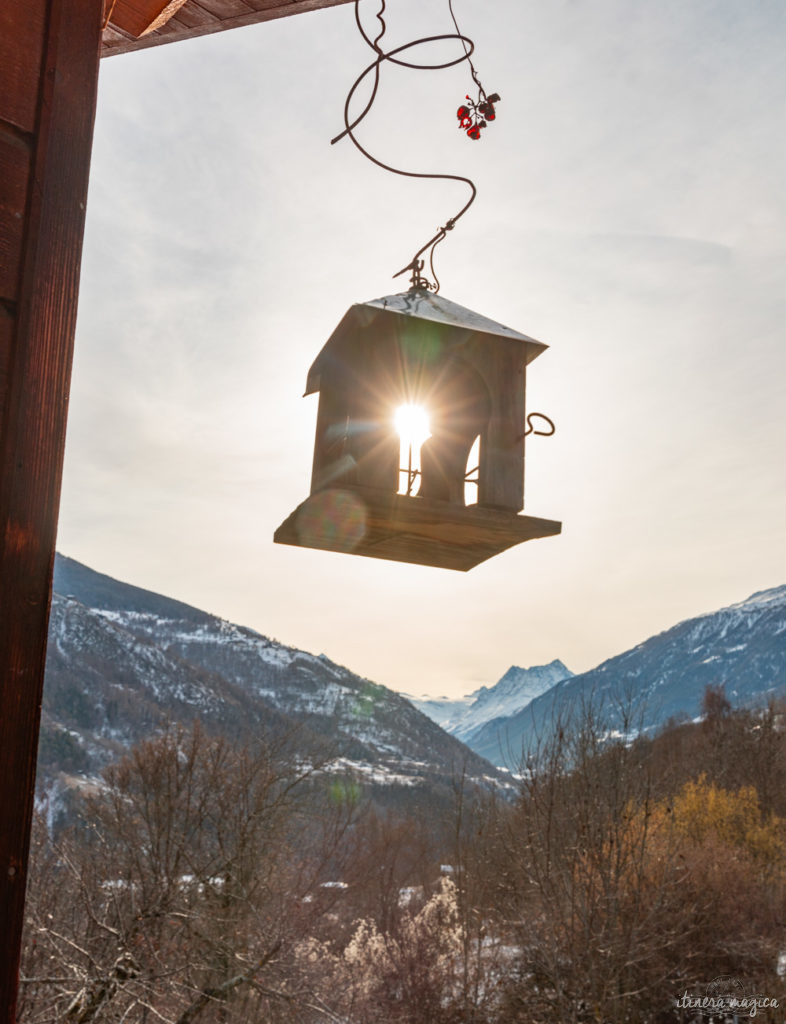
left=456, top=92, right=500, bottom=140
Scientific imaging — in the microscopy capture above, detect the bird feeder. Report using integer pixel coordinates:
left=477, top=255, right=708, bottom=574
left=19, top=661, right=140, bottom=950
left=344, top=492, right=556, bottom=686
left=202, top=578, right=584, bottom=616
left=274, top=288, right=561, bottom=570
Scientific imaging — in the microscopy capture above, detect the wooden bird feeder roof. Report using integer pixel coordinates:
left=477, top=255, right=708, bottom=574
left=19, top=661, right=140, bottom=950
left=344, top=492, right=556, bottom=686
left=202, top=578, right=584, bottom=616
left=305, top=288, right=548, bottom=396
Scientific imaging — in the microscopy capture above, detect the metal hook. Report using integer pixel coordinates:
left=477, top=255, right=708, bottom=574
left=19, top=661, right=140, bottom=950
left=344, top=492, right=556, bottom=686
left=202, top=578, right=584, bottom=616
left=522, top=413, right=555, bottom=438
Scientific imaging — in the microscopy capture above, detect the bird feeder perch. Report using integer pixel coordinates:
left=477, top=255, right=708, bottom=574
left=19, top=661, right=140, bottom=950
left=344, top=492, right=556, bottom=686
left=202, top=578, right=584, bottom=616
left=274, top=288, right=561, bottom=570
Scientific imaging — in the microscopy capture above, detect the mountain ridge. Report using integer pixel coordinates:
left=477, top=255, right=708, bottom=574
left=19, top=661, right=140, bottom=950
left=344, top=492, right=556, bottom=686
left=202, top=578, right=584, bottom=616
left=45, top=555, right=786, bottom=789
left=41, top=555, right=509, bottom=815
left=467, top=584, right=786, bottom=766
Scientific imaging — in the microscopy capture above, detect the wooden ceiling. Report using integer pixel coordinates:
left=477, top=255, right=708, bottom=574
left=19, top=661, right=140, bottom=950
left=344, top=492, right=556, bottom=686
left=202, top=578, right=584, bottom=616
left=101, top=0, right=353, bottom=57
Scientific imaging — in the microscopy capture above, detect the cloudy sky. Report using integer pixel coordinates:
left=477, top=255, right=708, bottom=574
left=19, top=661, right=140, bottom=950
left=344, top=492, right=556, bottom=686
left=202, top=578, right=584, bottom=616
left=59, top=0, right=786, bottom=697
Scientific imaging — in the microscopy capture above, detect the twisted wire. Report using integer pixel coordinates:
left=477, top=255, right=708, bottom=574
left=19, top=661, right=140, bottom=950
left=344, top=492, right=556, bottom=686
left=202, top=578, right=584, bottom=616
left=332, top=0, right=481, bottom=293
left=447, top=0, right=486, bottom=102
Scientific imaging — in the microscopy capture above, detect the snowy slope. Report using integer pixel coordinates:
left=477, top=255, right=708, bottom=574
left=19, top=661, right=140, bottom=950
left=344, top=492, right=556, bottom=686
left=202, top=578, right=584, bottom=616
left=41, top=555, right=507, bottom=797
left=468, top=585, right=786, bottom=767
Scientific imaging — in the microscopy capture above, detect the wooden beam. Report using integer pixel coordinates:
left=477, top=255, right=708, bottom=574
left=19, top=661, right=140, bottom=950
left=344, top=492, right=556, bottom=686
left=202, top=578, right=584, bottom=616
left=0, top=0, right=103, bottom=1018
left=109, top=0, right=190, bottom=38
left=101, top=0, right=353, bottom=56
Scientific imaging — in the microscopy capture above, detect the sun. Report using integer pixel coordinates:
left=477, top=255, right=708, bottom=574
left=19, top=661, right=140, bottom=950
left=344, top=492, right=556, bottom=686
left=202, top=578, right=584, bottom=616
left=394, top=403, right=431, bottom=448
left=394, top=404, right=431, bottom=496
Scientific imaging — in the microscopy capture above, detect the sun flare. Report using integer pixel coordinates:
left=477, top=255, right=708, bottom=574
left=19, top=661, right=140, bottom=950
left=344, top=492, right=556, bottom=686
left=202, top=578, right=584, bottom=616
left=395, top=404, right=431, bottom=496
left=394, top=403, right=431, bottom=447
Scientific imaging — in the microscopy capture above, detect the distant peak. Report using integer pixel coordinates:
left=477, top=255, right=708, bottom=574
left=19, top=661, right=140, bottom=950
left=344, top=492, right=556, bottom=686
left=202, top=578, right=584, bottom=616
left=497, top=659, right=573, bottom=685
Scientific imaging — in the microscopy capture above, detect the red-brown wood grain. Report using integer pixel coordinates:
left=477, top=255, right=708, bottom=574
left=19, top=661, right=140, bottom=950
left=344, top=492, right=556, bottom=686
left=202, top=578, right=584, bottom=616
left=0, top=0, right=103, bottom=1018
left=164, top=0, right=222, bottom=30
left=194, top=0, right=256, bottom=19
left=0, top=0, right=46, bottom=133
left=0, top=307, right=13, bottom=426
left=0, top=130, right=32, bottom=302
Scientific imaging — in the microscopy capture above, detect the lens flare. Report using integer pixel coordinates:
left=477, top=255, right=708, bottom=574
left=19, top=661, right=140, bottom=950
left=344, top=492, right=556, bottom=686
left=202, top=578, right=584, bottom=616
left=295, top=489, right=367, bottom=551
left=395, top=404, right=431, bottom=496
left=394, top=403, right=431, bottom=447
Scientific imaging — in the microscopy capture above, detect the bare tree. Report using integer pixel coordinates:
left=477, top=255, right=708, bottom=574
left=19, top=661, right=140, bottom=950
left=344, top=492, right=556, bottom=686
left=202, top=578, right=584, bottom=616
left=21, top=724, right=357, bottom=1023
left=491, top=697, right=695, bottom=1023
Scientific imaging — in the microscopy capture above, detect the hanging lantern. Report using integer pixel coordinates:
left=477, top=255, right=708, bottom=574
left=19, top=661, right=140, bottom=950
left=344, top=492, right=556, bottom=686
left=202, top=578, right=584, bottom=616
left=274, top=288, right=561, bottom=571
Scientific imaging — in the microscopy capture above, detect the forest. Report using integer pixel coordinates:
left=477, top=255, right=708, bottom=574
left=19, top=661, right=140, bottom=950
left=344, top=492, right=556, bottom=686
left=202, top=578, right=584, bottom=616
left=20, top=687, right=786, bottom=1023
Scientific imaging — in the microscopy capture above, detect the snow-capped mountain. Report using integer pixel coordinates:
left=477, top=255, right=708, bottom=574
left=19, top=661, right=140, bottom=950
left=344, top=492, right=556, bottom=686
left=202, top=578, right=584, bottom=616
left=42, top=556, right=786, bottom=791
left=468, top=585, right=786, bottom=767
left=41, top=555, right=507, bottom=805
left=407, top=659, right=572, bottom=742
left=403, top=694, right=474, bottom=731
left=453, top=661, right=573, bottom=743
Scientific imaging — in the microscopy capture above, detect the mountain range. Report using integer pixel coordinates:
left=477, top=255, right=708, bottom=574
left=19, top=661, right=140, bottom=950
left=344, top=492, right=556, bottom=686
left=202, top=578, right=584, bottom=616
left=40, top=555, right=509, bottom=820
left=463, top=585, right=786, bottom=766
left=40, top=554, right=786, bottom=795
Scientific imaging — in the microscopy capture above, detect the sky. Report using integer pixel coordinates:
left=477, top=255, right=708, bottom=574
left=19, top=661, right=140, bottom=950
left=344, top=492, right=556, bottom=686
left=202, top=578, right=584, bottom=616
left=58, top=0, right=786, bottom=698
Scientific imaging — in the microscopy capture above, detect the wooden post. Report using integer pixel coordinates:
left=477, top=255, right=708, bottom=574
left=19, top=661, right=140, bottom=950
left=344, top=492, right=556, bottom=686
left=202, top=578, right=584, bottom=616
left=0, top=0, right=102, bottom=1018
